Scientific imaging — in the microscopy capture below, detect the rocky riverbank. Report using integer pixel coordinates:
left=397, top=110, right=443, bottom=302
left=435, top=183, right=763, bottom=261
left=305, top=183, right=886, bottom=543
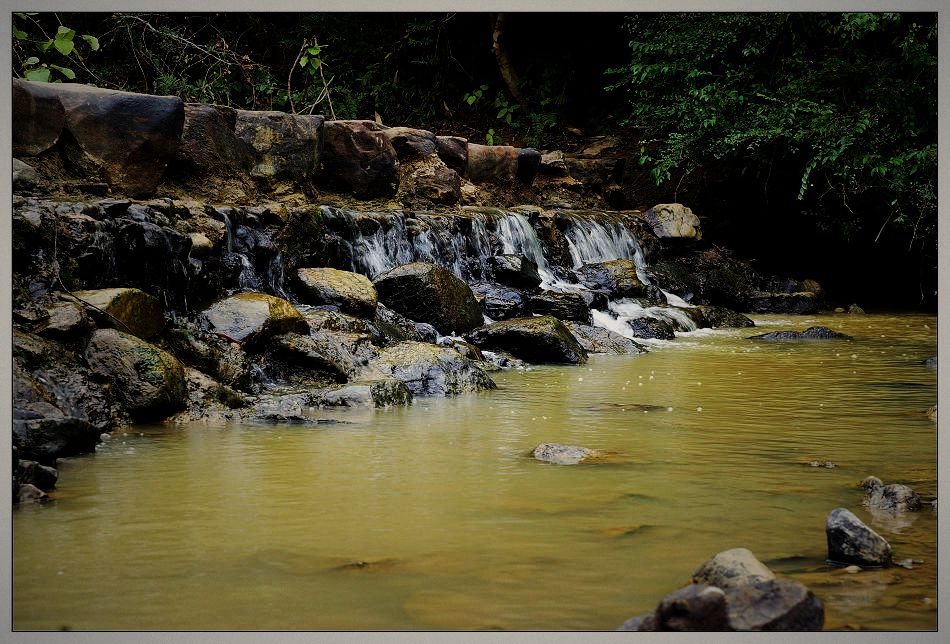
left=14, top=78, right=842, bottom=506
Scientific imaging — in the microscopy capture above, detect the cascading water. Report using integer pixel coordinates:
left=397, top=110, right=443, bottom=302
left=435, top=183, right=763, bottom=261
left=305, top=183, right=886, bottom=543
left=221, top=210, right=262, bottom=291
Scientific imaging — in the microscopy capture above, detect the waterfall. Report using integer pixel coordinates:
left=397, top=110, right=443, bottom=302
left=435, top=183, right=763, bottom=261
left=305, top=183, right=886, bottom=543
left=562, top=217, right=651, bottom=284
left=221, top=210, right=262, bottom=291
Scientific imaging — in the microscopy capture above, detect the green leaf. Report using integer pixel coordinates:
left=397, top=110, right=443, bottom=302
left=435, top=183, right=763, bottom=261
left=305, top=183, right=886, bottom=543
left=81, top=34, right=100, bottom=51
left=25, top=67, right=51, bottom=82
left=24, top=56, right=40, bottom=65
left=49, top=64, right=76, bottom=79
left=307, top=46, right=321, bottom=55
left=299, top=56, right=308, bottom=67
left=37, top=39, right=53, bottom=52
left=14, top=12, right=28, bottom=19
left=466, top=95, right=476, bottom=106
left=13, top=27, right=28, bottom=40
left=56, top=26, right=75, bottom=38
left=53, top=37, right=75, bottom=56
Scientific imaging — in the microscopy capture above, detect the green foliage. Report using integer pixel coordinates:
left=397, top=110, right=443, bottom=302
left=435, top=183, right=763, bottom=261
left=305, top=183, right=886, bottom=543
left=606, top=12, right=936, bottom=245
left=463, top=84, right=488, bottom=107
left=14, top=13, right=100, bottom=83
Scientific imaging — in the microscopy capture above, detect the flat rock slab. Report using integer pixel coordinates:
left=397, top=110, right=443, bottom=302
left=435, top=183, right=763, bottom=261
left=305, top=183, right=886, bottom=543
left=202, top=292, right=309, bottom=347
left=296, top=267, right=378, bottom=317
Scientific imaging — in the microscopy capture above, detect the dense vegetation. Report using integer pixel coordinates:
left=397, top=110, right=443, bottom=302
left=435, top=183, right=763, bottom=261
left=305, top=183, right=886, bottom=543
left=12, top=11, right=937, bottom=307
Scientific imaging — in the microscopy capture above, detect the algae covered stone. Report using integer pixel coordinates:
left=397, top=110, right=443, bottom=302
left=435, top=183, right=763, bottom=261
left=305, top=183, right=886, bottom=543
left=296, top=267, right=378, bottom=317
left=373, top=262, right=483, bottom=334
left=202, top=292, right=309, bottom=347
left=72, top=287, right=166, bottom=339
left=466, top=315, right=588, bottom=364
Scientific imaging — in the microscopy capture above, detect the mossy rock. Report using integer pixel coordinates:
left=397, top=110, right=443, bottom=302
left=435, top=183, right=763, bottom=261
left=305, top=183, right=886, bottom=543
left=466, top=315, right=588, bottom=364
left=373, top=262, right=483, bottom=334
left=202, top=292, right=309, bottom=348
left=296, top=267, right=378, bottom=317
left=71, top=287, right=166, bottom=339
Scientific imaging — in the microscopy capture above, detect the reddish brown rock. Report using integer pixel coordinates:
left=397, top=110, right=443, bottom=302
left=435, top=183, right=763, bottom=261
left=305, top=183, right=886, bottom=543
left=13, top=79, right=66, bottom=156
left=321, top=120, right=399, bottom=198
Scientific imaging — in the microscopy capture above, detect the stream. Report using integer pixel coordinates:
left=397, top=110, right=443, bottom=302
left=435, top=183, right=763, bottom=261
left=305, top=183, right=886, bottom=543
left=13, top=312, right=937, bottom=631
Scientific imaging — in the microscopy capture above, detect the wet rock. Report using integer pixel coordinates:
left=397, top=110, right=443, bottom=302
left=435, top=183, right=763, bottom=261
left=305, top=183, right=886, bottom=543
left=487, top=254, right=542, bottom=289
left=826, top=507, right=892, bottom=567
left=315, top=378, right=413, bottom=408
left=361, top=341, right=496, bottom=397
left=17, top=483, right=49, bottom=505
left=923, top=355, right=936, bottom=368
left=435, top=135, right=468, bottom=174
left=564, top=156, right=624, bottom=191
left=372, top=303, right=428, bottom=344
left=617, top=613, right=658, bottom=632
left=643, top=203, right=702, bottom=241
left=437, top=337, right=484, bottom=362
left=382, top=126, right=437, bottom=159
left=480, top=350, right=525, bottom=371
left=202, top=292, right=309, bottom=348
left=724, top=578, right=824, bottom=631
left=750, top=326, right=852, bottom=341
left=806, top=460, right=837, bottom=469
left=17, top=459, right=59, bottom=491
left=847, top=303, right=866, bottom=314
left=13, top=79, right=66, bottom=156
left=531, top=443, right=601, bottom=465
left=71, top=287, right=166, bottom=339
left=85, top=328, right=187, bottom=421
left=466, top=316, right=588, bottom=365
left=747, top=291, right=821, bottom=315
left=575, top=259, right=647, bottom=299
left=52, top=81, right=185, bottom=197
left=303, top=307, right=378, bottom=337
left=234, top=109, right=323, bottom=189
left=539, top=150, right=569, bottom=176
left=563, top=322, right=646, bottom=356
left=373, top=262, right=483, bottom=335
left=861, top=476, right=921, bottom=513
left=13, top=158, right=40, bottom=191
left=269, top=332, right=351, bottom=381
left=698, top=305, right=755, bottom=329
left=654, top=584, right=731, bottom=631
left=470, top=282, right=528, bottom=321
left=927, top=406, right=936, bottom=422
left=625, top=316, right=676, bottom=341
left=13, top=415, right=100, bottom=465
left=296, top=267, right=378, bottom=317
left=112, top=219, right=193, bottom=309
left=692, top=548, right=776, bottom=590
left=517, top=148, right=542, bottom=183
left=320, top=120, right=399, bottom=199
left=170, top=367, right=246, bottom=422
left=527, top=291, right=592, bottom=324
left=35, top=300, right=94, bottom=340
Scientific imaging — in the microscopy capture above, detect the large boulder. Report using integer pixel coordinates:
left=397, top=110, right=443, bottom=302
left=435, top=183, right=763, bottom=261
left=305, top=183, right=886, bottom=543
left=35, top=300, right=94, bottom=340
left=487, top=254, right=541, bottom=289
left=466, top=144, right=539, bottom=184
left=295, top=267, right=378, bottom=317
left=653, top=584, right=731, bottom=631
left=202, top=292, right=309, bottom=347
left=435, top=135, right=468, bottom=174
left=71, top=287, right=166, bottom=339
left=170, top=103, right=255, bottom=199
left=381, top=126, right=437, bottom=159
left=825, top=507, right=892, bottom=567
left=527, top=290, right=593, bottom=324
left=13, top=78, right=66, bottom=156
left=13, top=415, right=100, bottom=466
left=466, top=316, right=588, bottom=364
left=724, top=579, right=824, bottom=631
left=320, top=120, right=399, bottom=198
left=373, top=262, right=483, bottom=335
left=692, top=548, right=776, bottom=590
left=861, top=476, right=921, bottom=513
left=234, top=110, right=323, bottom=190
left=84, top=328, right=187, bottom=421
left=698, top=305, right=755, bottom=329
left=575, top=259, right=647, bottom=299
left=750, top=326, right=852, bottom=341
left=361, top=341, right=495, bottom=397
left=13, top=158, right=40, bottom=191
left=45, top=81, right=185, bottom=197
left=402, top=155, right=461, bottom=205
left=563, top=322, right=646, bottom=356
left=643, top=203, right=702, bottom=241
left=625, top=316, right=676, bottom=340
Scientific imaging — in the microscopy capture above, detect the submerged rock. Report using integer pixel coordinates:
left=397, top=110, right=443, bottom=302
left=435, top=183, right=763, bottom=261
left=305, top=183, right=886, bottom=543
left=295, top=267, right=378, bottom=317
left=16, top=460, right=59, bottom=491
left=750, top=326, right=852, bottom=341
left=373, top=262, right=483, bottom=334
left=361, top=341, right=495, bottom=397
left=698, top=305, right=755, bottom=329
left=85, top=328, right=187, bottom=421
left=531, top=443, right=601, bottom=465
left=625, top=316, right=676, bottom=341
left=17, top=483, right=49, bottom=505
left=466, top=316, right=588, bottom=365
left=826, top=507, right=892, bottom=567
left=315, top=378, right=413, bottom=408
left=13, top=415, right=100, bottom=466
left=861, top=476, right=921, bottom=513
left=724, top=578, right=824, bottom=631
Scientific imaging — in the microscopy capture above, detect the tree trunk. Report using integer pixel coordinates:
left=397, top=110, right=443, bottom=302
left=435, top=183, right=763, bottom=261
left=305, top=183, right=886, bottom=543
left=491, top=13, right=528, bottom=110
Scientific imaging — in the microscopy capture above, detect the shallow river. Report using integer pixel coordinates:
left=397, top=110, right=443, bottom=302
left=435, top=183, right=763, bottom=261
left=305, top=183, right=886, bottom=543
left=13, top=313, right=938, bottom=631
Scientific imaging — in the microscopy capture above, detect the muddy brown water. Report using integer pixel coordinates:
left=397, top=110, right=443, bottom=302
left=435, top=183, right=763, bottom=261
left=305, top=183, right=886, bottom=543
left=13, top=313, right=937, bottom=631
